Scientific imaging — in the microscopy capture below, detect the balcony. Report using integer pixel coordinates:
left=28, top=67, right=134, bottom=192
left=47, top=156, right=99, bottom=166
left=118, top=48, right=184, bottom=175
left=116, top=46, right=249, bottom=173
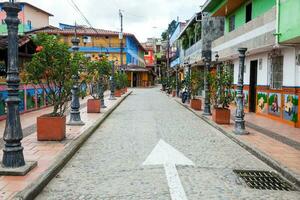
left=182, top=39, right=202, bottom=64
left=212, top=7, right=276, bottom=60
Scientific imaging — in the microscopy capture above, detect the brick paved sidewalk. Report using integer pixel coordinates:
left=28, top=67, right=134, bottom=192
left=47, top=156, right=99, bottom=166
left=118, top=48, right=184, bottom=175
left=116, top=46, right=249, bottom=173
left=0, top=90, right=128, bottom=200
left=172, top=95, right=300, bottom=179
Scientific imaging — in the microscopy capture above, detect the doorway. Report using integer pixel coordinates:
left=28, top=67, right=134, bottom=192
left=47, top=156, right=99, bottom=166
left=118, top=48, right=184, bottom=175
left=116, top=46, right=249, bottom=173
left=249, top=60, right=258, bottom=112
left=133, top=73, right=137, bottom=87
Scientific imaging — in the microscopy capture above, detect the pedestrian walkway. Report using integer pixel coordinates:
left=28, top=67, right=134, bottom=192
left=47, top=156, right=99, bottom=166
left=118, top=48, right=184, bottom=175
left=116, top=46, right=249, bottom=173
left=174, top=95, right=300, bottom=179
left=0, top=91, right=110, bottom=149
left=0, top=90, right=124, bottom=200
left=35, top=88, right=299, bottom=199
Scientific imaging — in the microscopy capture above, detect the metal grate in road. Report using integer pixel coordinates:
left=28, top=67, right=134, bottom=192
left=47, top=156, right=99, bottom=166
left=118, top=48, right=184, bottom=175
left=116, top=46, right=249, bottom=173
left=234, top=170, right=297, bottom=191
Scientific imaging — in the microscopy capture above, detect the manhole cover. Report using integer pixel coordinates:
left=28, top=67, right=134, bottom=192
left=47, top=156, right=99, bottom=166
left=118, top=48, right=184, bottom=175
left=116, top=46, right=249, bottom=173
left=234, top=170, right=296, bottom=191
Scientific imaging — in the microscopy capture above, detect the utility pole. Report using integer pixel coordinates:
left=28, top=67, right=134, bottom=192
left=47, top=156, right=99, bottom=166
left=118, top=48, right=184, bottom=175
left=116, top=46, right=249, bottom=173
left=166, top=33, right=170, bottom=84
left=119, top=9, right=124, bottom=73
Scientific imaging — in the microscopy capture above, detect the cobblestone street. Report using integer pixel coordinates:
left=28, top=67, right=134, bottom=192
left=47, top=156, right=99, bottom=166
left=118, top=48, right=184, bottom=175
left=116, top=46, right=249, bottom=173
left=35, top=88, right=299, bottom=200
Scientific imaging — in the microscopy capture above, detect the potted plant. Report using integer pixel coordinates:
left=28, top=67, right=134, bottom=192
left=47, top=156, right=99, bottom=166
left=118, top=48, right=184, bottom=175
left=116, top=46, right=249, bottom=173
left=209, top=65, right=234, bottom=124
left=190, top=70, right=203, bottom=110
left=169, top=76, right=176, bottom=97
left=114, top=73, right=123, bottom=97
left=86, top=58, right=111, bottom=113
left=120, top=73, right=128, bottom=94
left=25, top=33, right=78, bottom=141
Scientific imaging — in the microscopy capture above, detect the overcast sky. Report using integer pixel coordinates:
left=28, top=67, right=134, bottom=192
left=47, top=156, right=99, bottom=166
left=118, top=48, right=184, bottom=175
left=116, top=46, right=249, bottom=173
left=2, top=0, right=206, bottom=42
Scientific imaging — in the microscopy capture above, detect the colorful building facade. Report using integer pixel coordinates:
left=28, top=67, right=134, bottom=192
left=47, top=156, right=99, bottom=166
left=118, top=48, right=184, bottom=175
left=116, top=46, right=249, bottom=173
left=0, top=2, right=53, bottom=35
left=203, top=0, right=300, bottom=128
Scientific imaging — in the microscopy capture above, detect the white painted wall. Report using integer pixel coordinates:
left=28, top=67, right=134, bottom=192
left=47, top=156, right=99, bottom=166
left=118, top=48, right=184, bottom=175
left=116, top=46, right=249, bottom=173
left=233, top=52, right=269, bottom=86
left=282, top=47, right=296, bottom=87
left=233, top=49, right=300, bottom=87
left=295, top=47, right=300, bottom=87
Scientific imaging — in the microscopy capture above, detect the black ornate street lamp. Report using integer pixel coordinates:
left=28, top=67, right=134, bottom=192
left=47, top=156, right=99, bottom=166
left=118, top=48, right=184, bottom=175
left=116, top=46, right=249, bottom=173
left=97, top=54, right=107, bottom=108
left=1, top=0, right=26, bottom=169
left=203, top=57, right=212, bottom=115
left=215, top=54, right=222, bottom=106
left=175, top=67, right=179, bottom=97
left=234, top=48, right=249, bottom=135
left=109, top=58, right=117, bottom=100
left=67, top=27, right=84, bottom=126
left=187, top=64, right=192, bottom=102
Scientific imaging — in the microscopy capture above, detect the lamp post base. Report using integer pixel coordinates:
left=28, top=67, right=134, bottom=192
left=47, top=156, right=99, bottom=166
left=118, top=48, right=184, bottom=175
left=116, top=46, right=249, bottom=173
left=67, top=120, right=85, bottom=126
left=0, top=161, right=37, bottom=176
left=233, top=129, right=249, bottom=135
left=109, top=95, right=116, bottom=100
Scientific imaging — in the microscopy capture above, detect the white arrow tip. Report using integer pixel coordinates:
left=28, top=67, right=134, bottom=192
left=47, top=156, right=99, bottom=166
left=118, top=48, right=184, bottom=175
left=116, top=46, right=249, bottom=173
left=143, top=140, right=194, bottom=166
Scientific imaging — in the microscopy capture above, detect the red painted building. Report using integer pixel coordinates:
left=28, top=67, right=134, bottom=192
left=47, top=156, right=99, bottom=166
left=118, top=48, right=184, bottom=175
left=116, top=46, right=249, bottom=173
left=144, top=46, right=155, bottom=67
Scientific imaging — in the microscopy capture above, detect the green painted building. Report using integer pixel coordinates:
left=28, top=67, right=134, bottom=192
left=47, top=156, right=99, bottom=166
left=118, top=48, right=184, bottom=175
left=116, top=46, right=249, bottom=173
left=202, top=0, right=300, bottom=128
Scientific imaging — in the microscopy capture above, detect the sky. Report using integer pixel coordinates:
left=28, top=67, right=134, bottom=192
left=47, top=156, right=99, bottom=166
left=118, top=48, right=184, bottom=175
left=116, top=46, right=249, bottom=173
left=1, top=0, right=206, bottom=43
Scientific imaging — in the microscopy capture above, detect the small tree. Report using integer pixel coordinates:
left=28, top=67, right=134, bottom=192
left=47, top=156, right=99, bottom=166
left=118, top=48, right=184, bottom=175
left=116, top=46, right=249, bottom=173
left=86, top=58, right=111, bottom=99
left=191, top=70, right=204, bottom=99
left=25, top=33, right=79, bottom=117
left=209, top=65, right=234, bottom=109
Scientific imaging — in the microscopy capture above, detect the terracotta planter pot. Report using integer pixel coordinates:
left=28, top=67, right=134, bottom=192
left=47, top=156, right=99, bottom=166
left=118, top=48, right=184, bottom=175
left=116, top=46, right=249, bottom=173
left=121, top=88, right=125, bottom=94
left=37, top=115, right=66, bottom=141
left=87, top=99, right=101, bottom=113
left=190, top=99, right=202, bottom=111
left=172, top=90, right=176, bottom=97
left=212, top=108, right=231, bottom=124
left=115, top=90, right=122, bottom=97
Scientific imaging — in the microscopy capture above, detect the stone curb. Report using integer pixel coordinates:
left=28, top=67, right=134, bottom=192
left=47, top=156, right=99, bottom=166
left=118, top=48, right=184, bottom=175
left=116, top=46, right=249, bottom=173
left=174, top=98, right=300, bottom=190
left=13, top=91, right=133, bottom=200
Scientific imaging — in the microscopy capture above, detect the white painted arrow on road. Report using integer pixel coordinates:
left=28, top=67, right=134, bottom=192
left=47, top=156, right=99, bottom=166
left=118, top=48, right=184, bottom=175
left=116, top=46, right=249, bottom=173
left=143, top=139, right=194, bottom=200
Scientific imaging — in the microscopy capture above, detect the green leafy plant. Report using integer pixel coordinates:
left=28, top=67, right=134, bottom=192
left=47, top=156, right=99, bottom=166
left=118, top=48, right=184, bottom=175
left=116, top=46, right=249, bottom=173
left=194, top=22, right=202, bottom=42
left=181, top=34, right=189, bottom=50
left=25, top=33, right=79, bottom=117
left=186, top=26, right=195, bottom=46
left=209, top=65, right=234, bottom=109
left=86, top=58, right=111, bottom=99
left=191, top=70, right=204, bottom=99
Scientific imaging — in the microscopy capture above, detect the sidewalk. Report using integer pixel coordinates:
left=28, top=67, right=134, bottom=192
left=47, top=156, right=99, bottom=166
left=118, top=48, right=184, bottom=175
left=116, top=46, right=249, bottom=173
left=0, top=91, right=110, bottom=149
left=171, top=94, right=300, bottom=186
left=0, top=90, right=130, bottom=200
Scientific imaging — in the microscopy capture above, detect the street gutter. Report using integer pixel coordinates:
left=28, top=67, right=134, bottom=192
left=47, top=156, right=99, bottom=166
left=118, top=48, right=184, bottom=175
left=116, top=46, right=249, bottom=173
left=174, top=98, right=300, bottom=190
left=14, top=91, right=132, bottom=200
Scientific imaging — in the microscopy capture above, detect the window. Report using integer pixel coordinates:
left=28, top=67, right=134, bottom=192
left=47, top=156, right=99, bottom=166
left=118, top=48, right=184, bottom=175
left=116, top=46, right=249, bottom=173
left=246, top=2, right=252, bottom=23
left=229, top=15, right=235, bottom=32
left=270, top=56, right=283, bottom=89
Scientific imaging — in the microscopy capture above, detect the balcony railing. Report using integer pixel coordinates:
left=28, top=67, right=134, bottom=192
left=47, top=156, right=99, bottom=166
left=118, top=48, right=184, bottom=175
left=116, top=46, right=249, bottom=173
left=180, top=39, right=202, bottom=64
left=212, top=7, right=276, bottom=59
left=185, top=39, right=202, bottom=57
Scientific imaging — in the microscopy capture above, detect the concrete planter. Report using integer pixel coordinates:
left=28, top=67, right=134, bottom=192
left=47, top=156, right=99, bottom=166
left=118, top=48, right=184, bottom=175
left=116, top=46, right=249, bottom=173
left=212, top=108, right=230, bottom=124
left=190, top=99, right=202, bottom=111
left=37, top=115, right=66, bottom=141
left=87, top=99, right=101, bottom=113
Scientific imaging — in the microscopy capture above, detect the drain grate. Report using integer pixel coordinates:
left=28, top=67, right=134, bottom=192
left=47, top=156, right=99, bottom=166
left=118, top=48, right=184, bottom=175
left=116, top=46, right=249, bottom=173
left=234, top=170, right=296, bottom=191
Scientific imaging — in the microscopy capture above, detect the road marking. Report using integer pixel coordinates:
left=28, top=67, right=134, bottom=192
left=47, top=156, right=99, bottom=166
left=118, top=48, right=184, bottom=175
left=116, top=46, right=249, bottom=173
left=143, top=139, right=194, bottom=200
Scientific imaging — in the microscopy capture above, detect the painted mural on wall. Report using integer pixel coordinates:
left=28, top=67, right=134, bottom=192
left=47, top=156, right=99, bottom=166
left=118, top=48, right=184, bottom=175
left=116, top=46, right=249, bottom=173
left=268, top=93, right=281, bottom=116
left=0, top=91, right=25, bottom=116
left=26, top=88, right=36, bottom=110
left=0, top=91, right=7, bottom=115
left=37, top=88, right=45, bottom=108
left=19, top=90, right=25, bottom=112
left=257, top=92, right=268, bottom=114
left=283, top=95, right=298, bottom=122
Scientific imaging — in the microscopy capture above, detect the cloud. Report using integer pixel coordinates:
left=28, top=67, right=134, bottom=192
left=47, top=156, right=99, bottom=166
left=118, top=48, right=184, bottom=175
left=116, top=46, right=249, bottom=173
left=2, top=0, right=206, bottom=42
